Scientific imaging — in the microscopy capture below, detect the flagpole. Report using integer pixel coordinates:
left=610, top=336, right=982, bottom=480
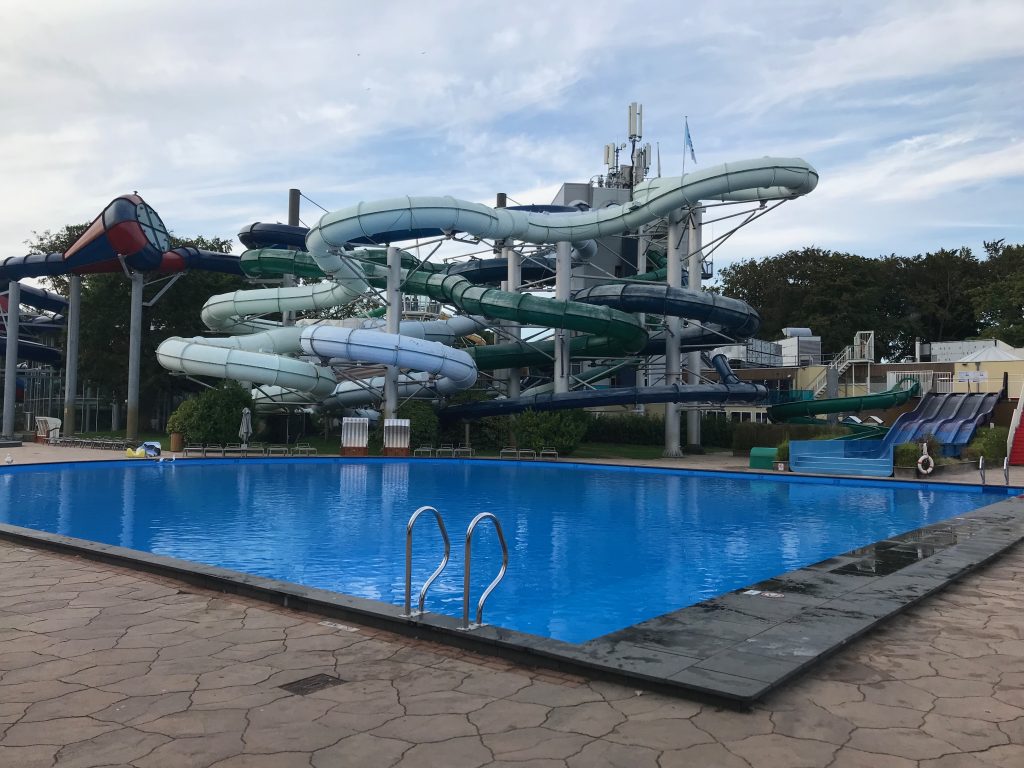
left=682, top=115, right=687, bottom=177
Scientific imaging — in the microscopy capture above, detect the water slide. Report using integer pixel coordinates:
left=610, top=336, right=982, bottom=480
left=1, top=286, right=68, bottom=366
left=157, top=157, right=817, bottom=413
left=766, top=378, right=921, bottom=423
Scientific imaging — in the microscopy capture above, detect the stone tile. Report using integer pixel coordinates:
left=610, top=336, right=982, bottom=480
left=208, top=753, right=314, bottom=768
left=392, top=666, right=468, bottom=697
left=509, top=681, right=603, bottom=708
left=0, top=744, right=61, bottom=768
left=826, top=700, right=925, bottom=729
left=92, top=693, right=194, bottom=726
left=0, top=679, right=85, bottom=704
left=829, top=748, right=918, bottom=767
left=101, top=671, right=199, bottom=697
left=545, top=701, right=624, bottom=737
left=138, top=709, right=249, bottom=738
left=861, top=680, right=937, bottom=711
left=922, top=712, right=1010, bottom=752
left=483, top=727, right=590, bottom=761
left=845, top=727, right=959, bottom=760
left=906, top=675, right=995, bottom=698
left=771, top=701, right=855, bottom=745
left=456, top=669, right=531, bottom=699
left=2, top=716, right=120, bottom=746
left=51, top=727, right=171, bottom=768
left=312, top=732, right=411, bottom=768
left=660, top=742, right=752, bottom=768
left=402, top=690, right=494, bottom=715
left=373, top=713, right=476, bottom=744
left=243, top=720, right=349, bottom=753
left=393, top=735, right=492, bottom=768
left=134, top=733, right=246, bottom=768
left=469, top=699, right=550, bottom=735
left=932, top=696, right=1024, bottom=722
left=725, top=733, right=838, bottom=767
left=20, top=689, right=127, bottom=722
left=567, top=739, right=659, bottom=767
left=606, top=718, right=712, bottom=751
left=63, top=662, right=154, bottom=688
left=974, top=744, right=1024, bottom=768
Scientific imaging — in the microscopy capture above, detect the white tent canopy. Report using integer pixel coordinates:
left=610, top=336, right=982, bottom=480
left=957, top=347, right=1023, bottom=363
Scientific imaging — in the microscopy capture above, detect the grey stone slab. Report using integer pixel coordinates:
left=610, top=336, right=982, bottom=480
left=692, top=649, right=805, bottom=683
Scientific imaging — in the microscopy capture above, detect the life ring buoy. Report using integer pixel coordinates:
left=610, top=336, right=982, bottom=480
left=917, top=454, right=935, bottom=475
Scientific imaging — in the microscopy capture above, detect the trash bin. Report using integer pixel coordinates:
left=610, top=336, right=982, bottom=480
left=169, top=432, right=184, bottom=452
left=748, top=446, right=778, bottom=470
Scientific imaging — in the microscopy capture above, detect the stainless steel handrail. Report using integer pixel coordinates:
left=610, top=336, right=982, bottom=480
left=1004, top=456, right=1010, bottom=486
left=404, top=505, right=450, bottom=618
left=462, top=512, right=509, bottom=629
left=979, top=456, right=986, bottom=486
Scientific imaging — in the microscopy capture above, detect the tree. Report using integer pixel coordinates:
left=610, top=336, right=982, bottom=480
left=24, top=227, right=244, bottom=428
left=973, top=240, right=1024, bottom=346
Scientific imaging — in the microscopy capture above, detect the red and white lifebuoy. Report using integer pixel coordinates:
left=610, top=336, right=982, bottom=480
left=917, top=454, right=935, bottom=475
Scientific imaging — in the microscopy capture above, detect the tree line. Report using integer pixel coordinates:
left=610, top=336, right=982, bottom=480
left=717, top=240, right=1024, bottom=360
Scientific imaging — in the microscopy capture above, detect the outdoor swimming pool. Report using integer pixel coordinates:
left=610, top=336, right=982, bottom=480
left=0, top=459, right=1015, bottom=643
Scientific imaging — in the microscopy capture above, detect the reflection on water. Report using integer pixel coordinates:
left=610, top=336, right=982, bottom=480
left=0, top=460, right=1005, bottom=643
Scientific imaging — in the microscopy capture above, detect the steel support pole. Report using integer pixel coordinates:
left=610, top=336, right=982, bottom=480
left=62, top=275, right=81, bottom=434
left=554, top=241, right=572, bottom=394
left=383, top=245, right=401, bottom=419
left=686, top=206, right=703, bottom=452
left=504, top=245, right=521, bottom=399
left=2, top=281, right=21, bottom=438
left=282, top=188, right=300, bottom=326
left=125, top=272, right=144, bottom=440
left=664, top=209, right=685, bottom=457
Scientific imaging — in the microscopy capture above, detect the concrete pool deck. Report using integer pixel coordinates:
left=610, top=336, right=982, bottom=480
left=2, top=444, right=1023, bottom=764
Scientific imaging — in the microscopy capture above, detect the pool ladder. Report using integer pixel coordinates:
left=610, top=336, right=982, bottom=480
left=403, top=505, right=509, bottom=630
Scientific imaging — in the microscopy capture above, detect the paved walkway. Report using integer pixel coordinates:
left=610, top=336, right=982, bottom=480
left=3, top=444, right=1023, bottom=765
left=1, top=537, right=1022, bottom=767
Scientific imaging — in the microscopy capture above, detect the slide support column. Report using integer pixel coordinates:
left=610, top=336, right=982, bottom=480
left=2, top=281, right=21, bottom=439
left=125, top=271, right=144, bottom=440
left=62, top=275, right=81, bottom=434
left=505, top=244, right=521, bottom=399
left=686, top=206, right=703, bottom=452
left=664, top=209, right=685, bottom=457
left=383, top=245, right=401, bottom=419
left=554, top=240, right=571, bottom=394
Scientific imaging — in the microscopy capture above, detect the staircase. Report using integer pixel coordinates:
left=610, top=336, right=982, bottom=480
left=808, top=345, right=855, bottom=399
left=1008, top=382, right=1024, bottom=466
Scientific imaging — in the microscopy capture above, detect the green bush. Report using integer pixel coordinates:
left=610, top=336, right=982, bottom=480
left=893, top=435, right=942, bottom=467
left=583, top=412, right=733, bottom=448
left=776, top=440, right=789, bottom=462
left=511, top=409, right=590, bottom=454
left=585, top=413, right=663, bottom=445
left=964, top=426, right=1009, bottom=464
left=166, top=383, right=254, bottom=444
left=732, top=422, right=850, bottom=454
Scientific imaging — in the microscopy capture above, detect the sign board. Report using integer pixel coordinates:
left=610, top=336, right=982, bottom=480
left=957, top=370, right=988, bottom=383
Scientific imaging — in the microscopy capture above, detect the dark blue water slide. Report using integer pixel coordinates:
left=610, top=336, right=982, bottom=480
left=883, top=391, right=1001, bottom=451
left=442, top=354, right=766, bottom=419
left=0, top=337, right=62, bottom=366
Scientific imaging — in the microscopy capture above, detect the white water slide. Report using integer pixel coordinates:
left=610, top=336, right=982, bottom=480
left=156, top=157, right=817, bottom=409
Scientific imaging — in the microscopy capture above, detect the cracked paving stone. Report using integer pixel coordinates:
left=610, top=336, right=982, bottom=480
left=828, top=748, right=918, bottom=767
left=771, top=701, right=855, bottom=745
left=691, top=707, right=774, bottom=742
left=138, top=709, right=249, bottom=738
left=567, top=739, right=660, bottom=767
left=725, top=733, right=839, bottom=767
left=402, top=690, right=495, bottom=716
left=134, top=733, right=246, bottom=768
left=312, top=732, right=411, bottom=768
left=469, top=699, right=550, bottom=735
left=92, top=693, right=194, bottom=726
left=932, top=696, right=1024, bottom=722
left=207, top=751, right=315, bottom=767
left=373, top=713, right=477, bottom=744
left=923, top=712, right=1010, bottom=752
left=659, top=743, right=753, bottom=768
left=483, top=726, right=592, bottom=761
left=51, top=727, right=171, bottom=768
left=1, top=716, right=120, bottom=746
left=393, top=735, right=493, bottom=768
left=545, top=700, right=625, bottom=738
left=20, top=689, right=127, bottom=722
left=243, top=720, right=352, bottom=753
left=0, top=744, right=61, bottom=768
left=845, top=727, right=960, bottom=760
left=607, top=718, right=712, bottom=751
left=825, top=700, right=925, bottom=729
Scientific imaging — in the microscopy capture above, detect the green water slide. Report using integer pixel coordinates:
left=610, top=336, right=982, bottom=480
left=240, top=248, right=649, bottom=370
left=767, top=378, right=921, bottom=423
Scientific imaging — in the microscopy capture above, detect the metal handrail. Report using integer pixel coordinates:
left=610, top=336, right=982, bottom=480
left=404, top=505, right=450, bottom=618
left=979, top=456, right=986, bottom=486
left=1004, top=457, right=1010, bottom=486
left=462, top=512, right=509, bottom=629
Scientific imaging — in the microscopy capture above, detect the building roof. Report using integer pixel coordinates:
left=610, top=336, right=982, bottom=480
left=957, top=347, right=1023, bottom=362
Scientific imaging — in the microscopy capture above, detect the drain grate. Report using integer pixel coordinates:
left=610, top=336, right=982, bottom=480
left=279, top=673, right=345, bottom=696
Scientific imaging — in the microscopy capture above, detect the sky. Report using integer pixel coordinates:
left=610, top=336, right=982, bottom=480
left=2, top=0, right=1023, bottom=276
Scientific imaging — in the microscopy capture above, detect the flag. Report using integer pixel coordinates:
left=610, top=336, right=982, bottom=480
left=684, top=118, right=697, bottom=164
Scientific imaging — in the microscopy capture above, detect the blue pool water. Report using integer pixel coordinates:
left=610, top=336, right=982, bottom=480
left=0, top=459, right=1013, bottom=643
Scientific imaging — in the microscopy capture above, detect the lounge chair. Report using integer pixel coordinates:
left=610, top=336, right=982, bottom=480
left=292, top=443, right=317, bottom=456
left=454, top=444, right=474, bottom=458
left=499, top=447, right=518, bottom=459
left=266, top=444, right=289, bottom=457
left=435, top=443, right=455, bottom=458
left=539, top=447, right=559, bottom=460
left=413, top=444, right=434, bottom=457
left=183, top=443, right=204, bottom=457
left=518, top=449, right=537, bottom=460
left=222, top=443, right=246, bottom=457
